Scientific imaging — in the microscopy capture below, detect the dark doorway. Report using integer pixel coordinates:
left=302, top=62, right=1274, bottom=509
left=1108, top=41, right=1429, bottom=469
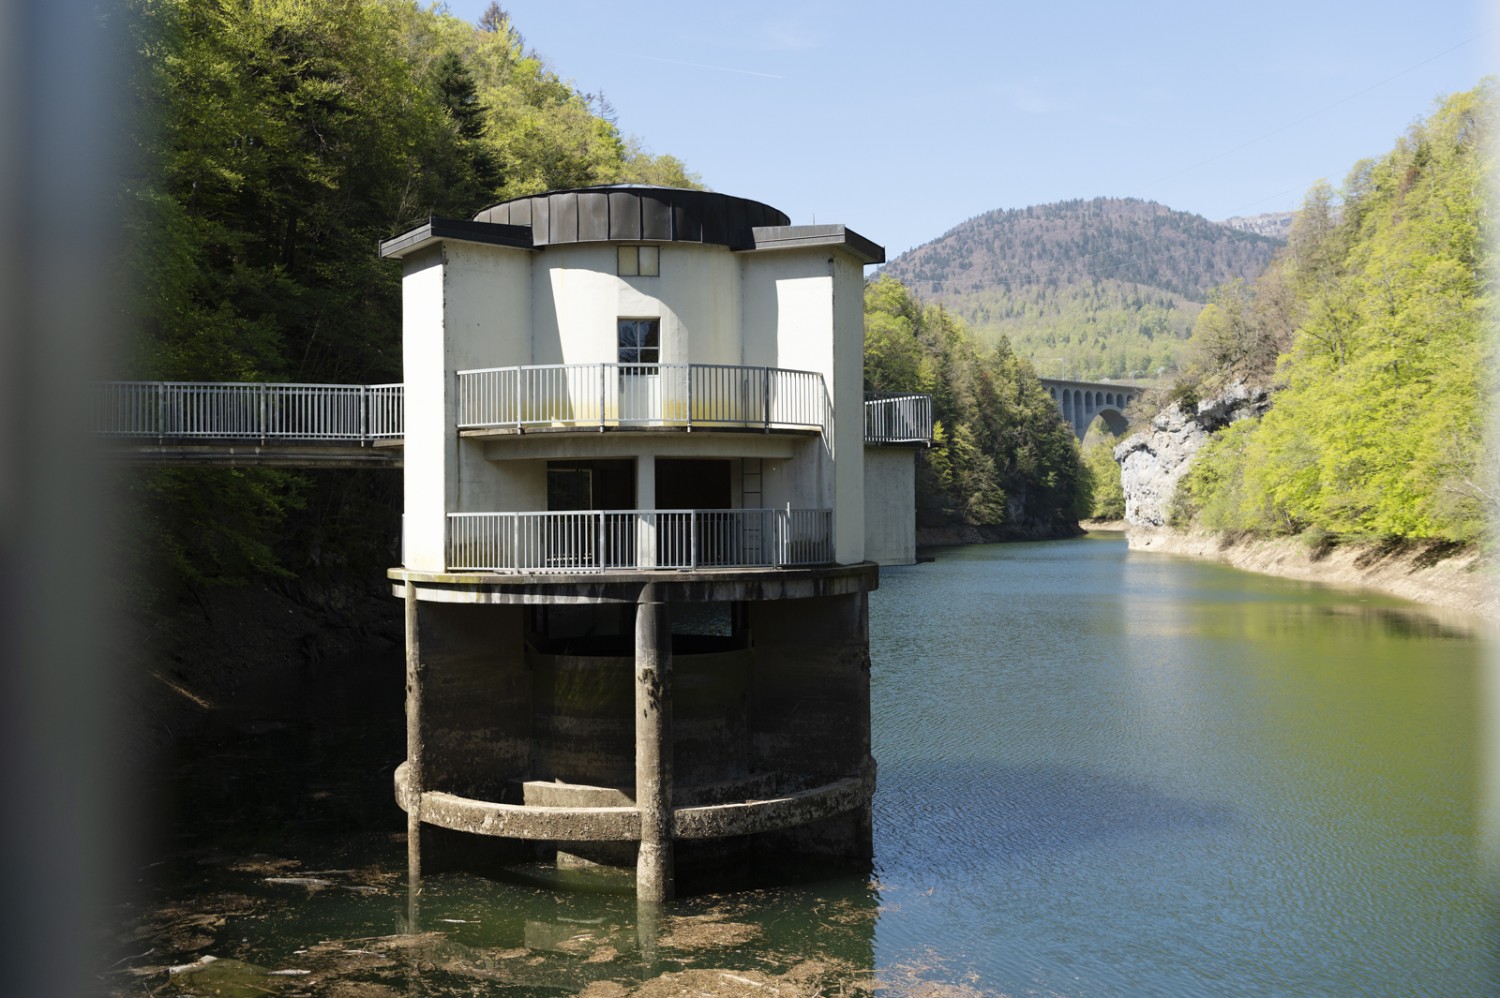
left=656, top=459, right=732, bottom=510
left=546, top=459, right=635, bottom=511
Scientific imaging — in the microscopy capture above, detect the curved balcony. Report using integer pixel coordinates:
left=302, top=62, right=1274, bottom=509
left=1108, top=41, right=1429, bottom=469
left=446, top=508, right=833, bottom=573
left=96, top=380, right=934, bottom=449
left=456, top=363, right=830, bottom=436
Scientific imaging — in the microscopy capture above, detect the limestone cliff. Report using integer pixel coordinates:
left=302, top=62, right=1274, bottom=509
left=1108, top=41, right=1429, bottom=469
left=1114, top=382, right=1270, bottom=526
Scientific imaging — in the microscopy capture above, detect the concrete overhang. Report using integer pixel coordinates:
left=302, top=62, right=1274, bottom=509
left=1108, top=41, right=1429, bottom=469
left=477, top=429, right=801, bottom=462
left=379, top=216, right=536, bottom=259
left=388, top=561, right=880, bottom=605
left=742, top=224, right=885, bottom=265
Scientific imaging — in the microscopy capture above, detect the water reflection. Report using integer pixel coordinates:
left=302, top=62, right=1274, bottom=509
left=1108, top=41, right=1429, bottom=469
left=871, top=535, right=1494, bottom=995
left=113, top=533, right=1496, bottom=995
left=112, top=646, right=885, bottom=994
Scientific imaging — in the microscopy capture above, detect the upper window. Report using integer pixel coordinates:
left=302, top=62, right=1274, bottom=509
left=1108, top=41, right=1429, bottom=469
left=617, top=245, right=660, bottom=277
left=618, top=318, right=660, bottom=367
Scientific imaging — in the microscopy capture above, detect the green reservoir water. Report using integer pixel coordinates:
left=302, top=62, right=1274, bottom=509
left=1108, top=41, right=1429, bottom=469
left=116, top=532, right=1498, bottom=995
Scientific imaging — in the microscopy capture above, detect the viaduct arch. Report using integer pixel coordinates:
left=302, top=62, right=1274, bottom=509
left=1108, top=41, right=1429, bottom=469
left=1038, top=379, right=1141, bottom=440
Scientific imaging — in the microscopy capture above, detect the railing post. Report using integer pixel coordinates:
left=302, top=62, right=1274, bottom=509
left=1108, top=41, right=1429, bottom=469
left=763, top=367, right=771, bottom=433
left=689, top=510, right=697, bottom=569
left=597, top=511, right=606, bottom=572
left=599, top=364, right=606, bottom=432
left=361, top=385, right=370, bottom=445
left=156, top=381, right=165, bottom=443
left=258, top=383, right=267, bottom=444
left=686, top=366, right=693, bottom=432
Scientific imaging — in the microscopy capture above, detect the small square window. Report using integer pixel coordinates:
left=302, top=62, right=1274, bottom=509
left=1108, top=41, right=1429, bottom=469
left=617, top=245, right=659, bottom=277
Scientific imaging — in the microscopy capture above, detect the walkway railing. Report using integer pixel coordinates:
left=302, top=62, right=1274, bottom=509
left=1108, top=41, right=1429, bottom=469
left=456, top=363, right=829, bottom=435
left=446, top=508, right=834, bottom=572
left=95, top=381, right=404, bottom=443
left=863, top=392, right=933, bottom=444
left=97, top=379, right=931, bottom=448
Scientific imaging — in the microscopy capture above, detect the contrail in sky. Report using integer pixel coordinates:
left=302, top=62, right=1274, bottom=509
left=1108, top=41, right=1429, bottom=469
left=639, top=56, right=784, bottom=80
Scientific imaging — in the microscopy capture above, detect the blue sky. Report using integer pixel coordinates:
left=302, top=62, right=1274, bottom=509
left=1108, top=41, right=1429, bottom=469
left=445, top=1, right=1495, bottom=258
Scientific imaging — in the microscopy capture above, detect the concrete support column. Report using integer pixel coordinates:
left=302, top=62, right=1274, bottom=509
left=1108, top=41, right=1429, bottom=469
left=404, top=582, right=425, bottom=930
left=634, top=584, right=673, bottom=902
left=636, top=454, right=657, bottom=568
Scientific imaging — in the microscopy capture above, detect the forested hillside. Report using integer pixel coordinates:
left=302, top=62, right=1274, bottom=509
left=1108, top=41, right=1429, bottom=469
left=882, top=199, right=1283, bottom=380
left=1174, top=81, right=1492, bottom=544
left=122, top=0, right=698, bottom=589
left=120, top=0, right=1099, bottom=601
left=864, top=276, right=1090, bottom=537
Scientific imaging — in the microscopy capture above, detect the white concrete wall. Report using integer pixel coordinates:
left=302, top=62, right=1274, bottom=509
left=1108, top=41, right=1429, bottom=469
left=530, top=243, right=741, bottom=367
left=830, top=251, right=867, bottom=563
left=863, top=447, right=916, bottom=565
left=759, top=437, right=822, bottom=513
left=405, top=232, right=873, bottom=568
left=402, top=241, right=534, bottom=569
left=739, top=252, right=840, bottom=551
left=401, top=247, right=448, bottom=571
left=447, top=243, right=533, bottom=516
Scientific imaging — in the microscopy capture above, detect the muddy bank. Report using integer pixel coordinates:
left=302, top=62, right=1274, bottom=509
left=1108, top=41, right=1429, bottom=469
left=1127, top=525, right=1496, bottom=620
left=1081, top=518, right=1128, bottom=532
left=916, top=522, right=1083, bottom=548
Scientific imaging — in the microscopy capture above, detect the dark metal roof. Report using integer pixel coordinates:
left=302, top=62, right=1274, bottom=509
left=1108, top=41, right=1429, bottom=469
left=747, top=225, right=884, bottom=264
left=379, top=217, right=534, bottom=259
left=473, top=185, right=789, bottom=250
left=380, top=188, right=885, bottom=264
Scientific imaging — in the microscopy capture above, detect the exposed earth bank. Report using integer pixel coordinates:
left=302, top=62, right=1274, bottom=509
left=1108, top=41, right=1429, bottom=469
left=916, top=523, right=1083, bottom=547
left=1126, top=525, right=1495, bottom=621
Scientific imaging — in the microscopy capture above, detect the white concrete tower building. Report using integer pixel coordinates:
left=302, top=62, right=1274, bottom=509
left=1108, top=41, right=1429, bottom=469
left=379, top=186, right=889, bottom=901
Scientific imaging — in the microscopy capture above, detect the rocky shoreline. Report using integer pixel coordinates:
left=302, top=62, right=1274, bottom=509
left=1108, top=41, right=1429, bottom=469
left=1125, top=524, right=1495, bottom=622
left=915, top=522, right=1084, bottom=547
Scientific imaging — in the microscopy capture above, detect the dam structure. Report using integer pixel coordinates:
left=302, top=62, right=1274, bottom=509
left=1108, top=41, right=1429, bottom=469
left=379, top=185, right=894, bottom=902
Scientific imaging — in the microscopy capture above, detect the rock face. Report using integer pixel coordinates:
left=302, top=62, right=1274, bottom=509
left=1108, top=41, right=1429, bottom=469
left=1114, top=381, right=1271, bottom=527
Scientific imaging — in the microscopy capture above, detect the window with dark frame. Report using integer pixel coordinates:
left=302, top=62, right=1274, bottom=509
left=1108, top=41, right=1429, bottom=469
left=618, top=318, right=660, bottom=373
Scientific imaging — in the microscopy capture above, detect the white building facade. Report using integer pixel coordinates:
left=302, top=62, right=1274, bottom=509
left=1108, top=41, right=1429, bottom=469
left=382, top=187, right=882, bottom=575
left=380, top=186, right=891, bottom=902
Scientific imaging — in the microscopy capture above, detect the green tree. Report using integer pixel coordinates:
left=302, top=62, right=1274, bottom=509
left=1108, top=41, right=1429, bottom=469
left=1082, top=438, right=1125, bottom=519
left=1178, top=80, right=1494, bottom=545
left=121, top=0, right=702, bottom=596
left=864, top=275, right=1090, bottom=535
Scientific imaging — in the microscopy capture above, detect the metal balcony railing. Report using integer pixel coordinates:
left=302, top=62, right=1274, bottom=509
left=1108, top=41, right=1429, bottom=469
left=96, top=380, right=934, bottom=447
left=456, top=363, right=830, bottom=435
left=95, top=381, right=404, bottom=443
left=445, top=508, right=834, bottom=573
left=863, top=392, right=934, bottom=444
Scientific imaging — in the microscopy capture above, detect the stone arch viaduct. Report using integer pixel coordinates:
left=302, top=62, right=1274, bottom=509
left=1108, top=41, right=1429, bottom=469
left=1039, top=379, right=1141, bottom=440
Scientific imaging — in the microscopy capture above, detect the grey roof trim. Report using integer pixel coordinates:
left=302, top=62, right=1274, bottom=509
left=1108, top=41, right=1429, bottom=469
left=743, top=225, right=885, bottom=264
left=379, top=217, right=535, bottom=259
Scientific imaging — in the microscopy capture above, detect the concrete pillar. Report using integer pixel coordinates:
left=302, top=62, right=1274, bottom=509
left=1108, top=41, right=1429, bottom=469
left=636, top=896, right=661, bottom=965
left=404, top=582, right=424, bottom=931
left=634, top=584, right=673, bottom=902
left=636, top=454, right=656, bottom=568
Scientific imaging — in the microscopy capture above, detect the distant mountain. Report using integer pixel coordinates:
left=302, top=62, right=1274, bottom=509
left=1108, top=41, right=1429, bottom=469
left=881, top=198, right=1284, bottom=381
left=1219, top=211, right=1295, bottom=239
